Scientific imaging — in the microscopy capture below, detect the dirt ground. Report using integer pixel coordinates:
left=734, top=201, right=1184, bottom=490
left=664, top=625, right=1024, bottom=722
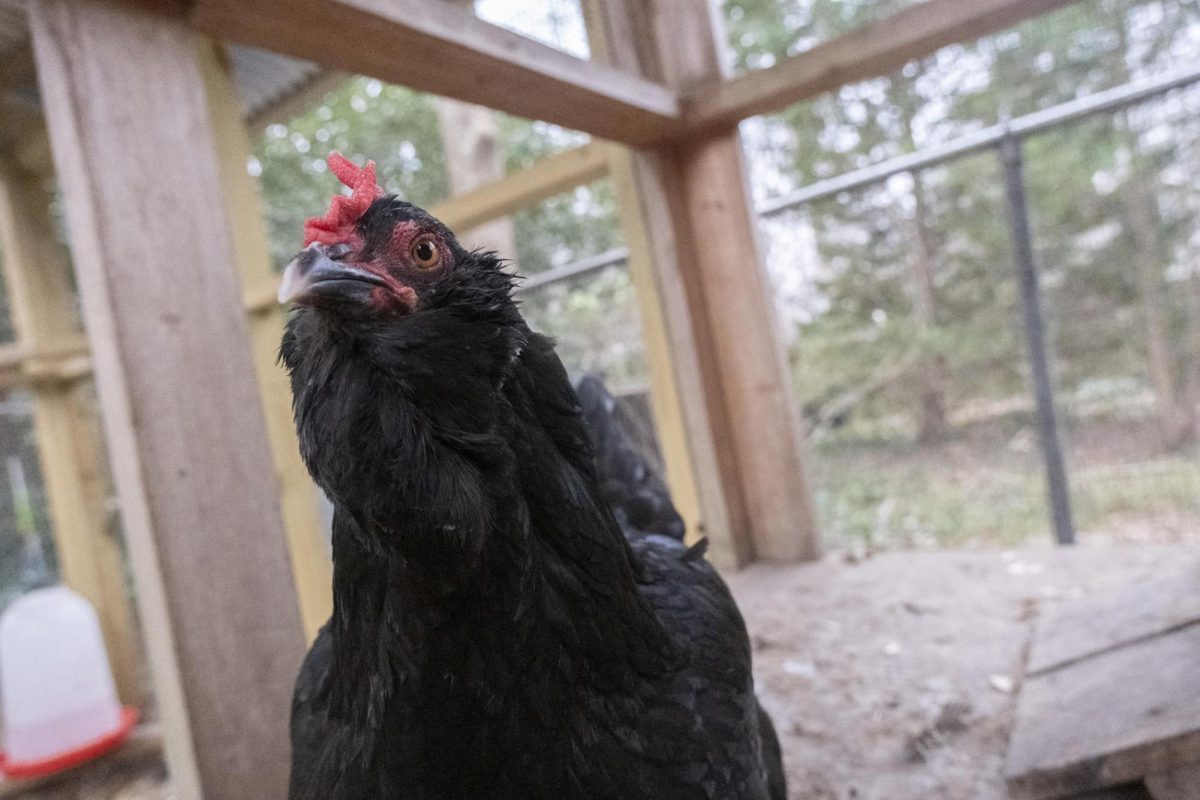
left=9, top=543, right=1196, bottom=800
left=726, top=544, right=1198, bottom=800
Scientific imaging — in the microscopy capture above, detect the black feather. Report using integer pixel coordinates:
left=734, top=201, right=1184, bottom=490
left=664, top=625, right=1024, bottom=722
left=281, top=196, right=785, bottom=800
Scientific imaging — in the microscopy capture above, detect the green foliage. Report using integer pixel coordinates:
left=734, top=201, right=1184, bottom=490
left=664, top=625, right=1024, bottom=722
left=727, top=0, right=1200, bottom=431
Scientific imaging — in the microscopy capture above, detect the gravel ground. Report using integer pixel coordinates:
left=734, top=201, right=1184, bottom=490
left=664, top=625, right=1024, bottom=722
left=8, top=543, right=1194, bottom=800
left=726, top=544, right=1197, bottom=800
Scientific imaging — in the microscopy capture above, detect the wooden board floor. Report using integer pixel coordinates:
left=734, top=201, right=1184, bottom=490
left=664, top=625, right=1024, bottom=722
left=1007, top=567, right=1200, bottom=800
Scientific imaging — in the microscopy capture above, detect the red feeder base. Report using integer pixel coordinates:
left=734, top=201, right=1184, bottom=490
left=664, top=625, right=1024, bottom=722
left=0, top=706, right=139, bottom=780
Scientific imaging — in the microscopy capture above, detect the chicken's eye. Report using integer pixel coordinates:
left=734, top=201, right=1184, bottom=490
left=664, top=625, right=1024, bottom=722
left=411, top=237, right=440, bottom=270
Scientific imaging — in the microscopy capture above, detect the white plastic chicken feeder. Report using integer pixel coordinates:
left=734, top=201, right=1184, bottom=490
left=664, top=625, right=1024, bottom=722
left=0, top=586, right=137, bottom=779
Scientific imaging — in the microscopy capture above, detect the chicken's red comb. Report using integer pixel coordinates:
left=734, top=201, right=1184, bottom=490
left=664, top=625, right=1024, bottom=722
left=303, top=152, right=386, bottom=247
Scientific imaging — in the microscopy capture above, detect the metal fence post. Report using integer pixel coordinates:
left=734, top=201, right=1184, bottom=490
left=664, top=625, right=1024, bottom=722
left=1000, top=130, right=1076, bottom=545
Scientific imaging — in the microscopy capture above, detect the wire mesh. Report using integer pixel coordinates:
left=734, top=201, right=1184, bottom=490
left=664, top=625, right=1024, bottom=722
left=743, top=0, right=1200, bottom=549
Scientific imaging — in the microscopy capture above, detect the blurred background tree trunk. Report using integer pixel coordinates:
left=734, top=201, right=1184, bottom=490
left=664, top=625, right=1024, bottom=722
left=1124, top=169, right=1189, bottom=445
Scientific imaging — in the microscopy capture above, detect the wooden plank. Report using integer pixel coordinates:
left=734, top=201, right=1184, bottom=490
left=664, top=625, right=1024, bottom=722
left=584, top=0, right=738, bottom=566
left=602, top=143, right=734, bottom=563
left=1006, top=625, right=1200, bottom=799
left=1029, top=567, right=1200, bottom=676
left=0, top=164, right=143, bottom=707
left=430, top=143, right=610, bottom=235
left=189, top=0, right=681, bottom=146
left=684, top=0, right=1081, bottom=134
left=432, top=0, right=517, bottom=258
left=584, top=0, right=819, bottom=566
left=675, top=134, right=819, bottom=562
left=1146, top=762, right=1200, bottom=800
left=200, top=40, right=332, bottom=643
left=30, top=2, right=306, bottom=797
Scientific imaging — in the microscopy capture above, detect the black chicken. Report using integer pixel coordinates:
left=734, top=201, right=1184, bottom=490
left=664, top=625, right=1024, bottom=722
left=279, top=153, right=785, bottom=800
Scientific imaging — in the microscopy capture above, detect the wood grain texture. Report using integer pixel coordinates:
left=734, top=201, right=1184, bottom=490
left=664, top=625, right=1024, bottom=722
left=189, top=0, right=680, bottom=145
left=433, top=0, right=518, bottom=259
left=30, top=2, right=306, bottom=797
left=585, top=0, right=819, bottom=566
left=672, top=133, right=819, bottom=561
left=1028, top=566, right=1200, bottom=676
left=1006, top=625, right=1200, bottom=799
left=586, top=0, right=740, bottom=567
left=0, top=165, right=144, bottom=706
left=604, top=142, right=742, bottom=566
left=200, top=40, right=333, bottom=644
left=684, top=0, right=1081, bottom=133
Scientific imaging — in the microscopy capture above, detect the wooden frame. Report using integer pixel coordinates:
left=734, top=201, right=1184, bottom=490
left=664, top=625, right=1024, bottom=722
left=681, top=0, right=1082, bottom=134
left=585, top=0, right=821, bottom=565
left=30, top=1, right=305, bottom=795
left=189, top=0, right=681, bottom=145
left=200, top=40, right=333, bottom=642
left=191, top=0, right=1081, bottom=147
left=3, top=0, right=1085, bottom=792
left=0, top=163, right=142, bottom=705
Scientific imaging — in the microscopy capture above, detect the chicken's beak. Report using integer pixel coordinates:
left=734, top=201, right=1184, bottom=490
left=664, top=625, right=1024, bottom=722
left=278, top=243, right=387, bottom=305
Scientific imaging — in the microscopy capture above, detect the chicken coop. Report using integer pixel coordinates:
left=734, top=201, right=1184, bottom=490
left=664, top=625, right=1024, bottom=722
left=1, top=0, right=1198, bottom=798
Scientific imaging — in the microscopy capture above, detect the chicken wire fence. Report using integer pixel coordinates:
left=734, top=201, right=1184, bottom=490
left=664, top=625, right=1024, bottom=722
left=734, top=0, right=1200, bottom=550
left=518, top=0, right=1200, bottom=551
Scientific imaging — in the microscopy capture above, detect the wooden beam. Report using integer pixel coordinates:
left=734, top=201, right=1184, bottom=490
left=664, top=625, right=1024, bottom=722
left=0, top=165, right=143, bottom=706
left=585, top=0, right=819, bottom=566
left=1007, top=624, right=1200, bottom=799
left=200, top=40, right=333, bottom=643
left=684, top=0, right=1081, bottom=133
left=433, top=0, right=517, bottom=260
left=0, top=343, right=93, bottom=390
left=189, top=0, right=681, bottom=146
left=430, top=143, right=610, bottom=233
left=30, top=1, right=306, bottom=796
left=602, top=142, right=730, bottom=562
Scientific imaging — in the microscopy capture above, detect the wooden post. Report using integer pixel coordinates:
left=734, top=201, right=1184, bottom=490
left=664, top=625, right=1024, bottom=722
left=0, top=161, right=143, bottom=706
left=199, top=41, right=333, bottom=642
left=585, top=0, right=819, bottom=564
left=434, top=0, right=518, bottom=258
left=29, top=1, right=306, bottom=797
